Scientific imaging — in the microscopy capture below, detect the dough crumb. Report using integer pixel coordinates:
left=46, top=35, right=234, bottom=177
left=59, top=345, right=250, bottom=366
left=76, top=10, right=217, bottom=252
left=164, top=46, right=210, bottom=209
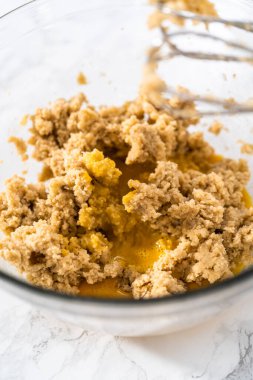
left=77, top=72, right=87, bottom=85
left=8, top=136, right=28, bottom=161
left=208, top=121, right=224, bottom=135
left=240, top=141, right=253, bottom=155
left=20, top=114, right=29, bottom=126
left=38, top=165, right=54, bottom=182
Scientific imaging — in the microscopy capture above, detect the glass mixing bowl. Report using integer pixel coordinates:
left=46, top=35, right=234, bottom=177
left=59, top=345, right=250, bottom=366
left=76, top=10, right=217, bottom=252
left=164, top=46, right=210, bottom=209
left=0, top=0, right=253, bottom=337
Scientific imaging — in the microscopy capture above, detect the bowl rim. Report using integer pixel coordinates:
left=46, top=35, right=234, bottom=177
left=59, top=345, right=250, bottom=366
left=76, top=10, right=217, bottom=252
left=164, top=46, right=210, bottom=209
left=1, top=266, right=253, bottom=306
left=0, top=0, right=35, bottom=20
left=0, top=0, right=253, bottom=307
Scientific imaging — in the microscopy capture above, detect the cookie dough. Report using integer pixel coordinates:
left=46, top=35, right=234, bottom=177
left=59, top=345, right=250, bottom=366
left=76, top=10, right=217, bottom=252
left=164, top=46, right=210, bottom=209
left=208, top=121, right=224, bottom=135
left=0, top=92, right=253, bottom=299
left=8, top=136, right=28, bottom=161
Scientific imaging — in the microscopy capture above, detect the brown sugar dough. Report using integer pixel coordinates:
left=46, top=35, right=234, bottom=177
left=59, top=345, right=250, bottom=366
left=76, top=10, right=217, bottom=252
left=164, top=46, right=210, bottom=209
left=8, top=136, right=28, bottom=161
left=76, top=72, right=87, bottom=85
left=208, top=121, right=224, bottom=135
left=20, top=114, right=29, bottom=126
left=239, top=141, right=253, bottom=155
left=0, top=92, right=253, bottom=299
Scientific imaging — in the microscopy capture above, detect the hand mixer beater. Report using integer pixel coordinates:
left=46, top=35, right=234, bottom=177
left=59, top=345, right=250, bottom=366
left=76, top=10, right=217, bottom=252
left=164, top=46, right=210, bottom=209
left=147, top=0, right=253, bottom=117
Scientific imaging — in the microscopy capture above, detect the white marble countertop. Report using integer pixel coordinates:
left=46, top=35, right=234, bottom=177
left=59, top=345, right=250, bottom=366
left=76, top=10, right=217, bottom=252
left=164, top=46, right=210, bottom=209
left=1, top=1, right=253, bottom=379
left=1, top=287, right=253, bottom=380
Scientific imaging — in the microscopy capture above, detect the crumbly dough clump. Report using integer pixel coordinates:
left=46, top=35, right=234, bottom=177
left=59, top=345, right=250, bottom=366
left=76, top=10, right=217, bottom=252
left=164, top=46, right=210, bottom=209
left=1, top=92, right=253, bottom=298
left=8, top=136, right=28, bottom=161
left=240, top=141, right=253, bottom=155
left=208, top=121, right=224, bottom=135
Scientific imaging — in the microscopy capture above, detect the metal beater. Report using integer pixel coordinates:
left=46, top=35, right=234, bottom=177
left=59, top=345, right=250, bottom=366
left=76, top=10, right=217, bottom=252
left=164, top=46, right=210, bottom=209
left=149, top=2, right=253, bottom=117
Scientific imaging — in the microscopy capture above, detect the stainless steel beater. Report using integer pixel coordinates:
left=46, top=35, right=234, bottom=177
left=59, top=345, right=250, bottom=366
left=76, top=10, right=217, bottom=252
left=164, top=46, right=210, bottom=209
left=149, top=2, right=253, bottom=117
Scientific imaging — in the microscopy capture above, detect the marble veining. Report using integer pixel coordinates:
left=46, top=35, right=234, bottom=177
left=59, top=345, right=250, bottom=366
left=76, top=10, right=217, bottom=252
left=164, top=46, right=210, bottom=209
left=1, top=288, right=253, bottom=379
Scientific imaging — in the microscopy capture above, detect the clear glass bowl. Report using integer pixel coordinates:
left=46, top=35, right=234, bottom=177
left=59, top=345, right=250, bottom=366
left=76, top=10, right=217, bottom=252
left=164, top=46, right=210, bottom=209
left=0, top=0, right=253, bottom=336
